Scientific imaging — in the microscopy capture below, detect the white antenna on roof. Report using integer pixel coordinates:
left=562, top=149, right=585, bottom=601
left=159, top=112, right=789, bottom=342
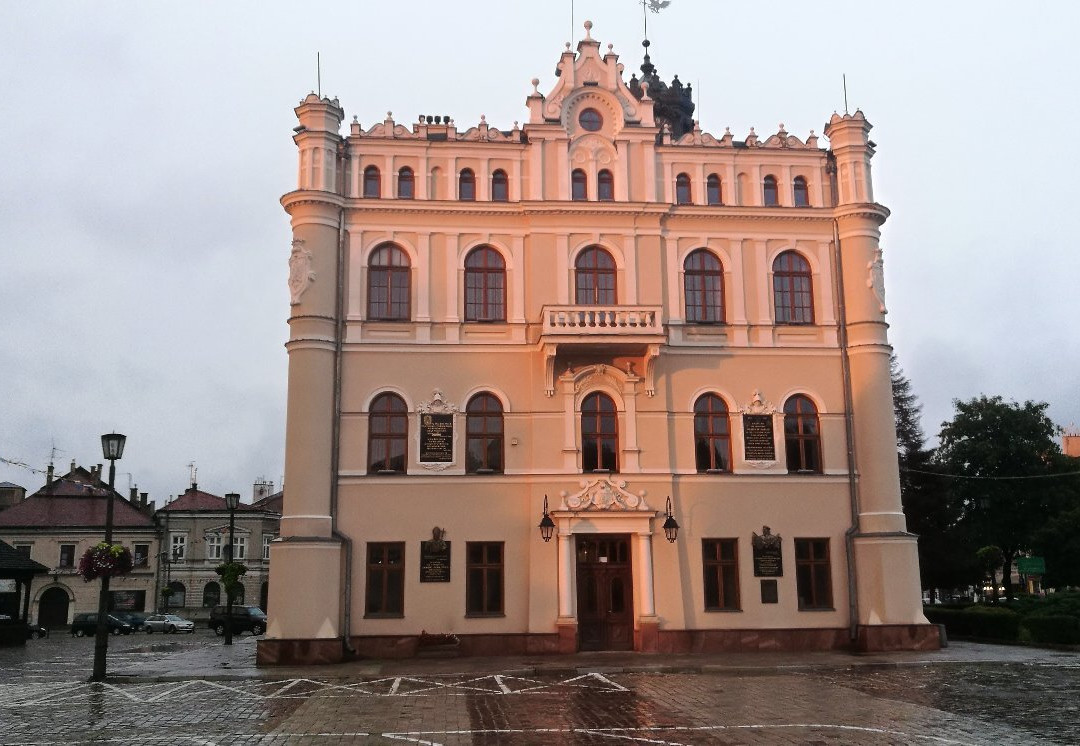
left=317, top=52, right=321, bottom=98
left=843, top=73, right=849, bottom=115
left=187, top=462, right=197, bottom=488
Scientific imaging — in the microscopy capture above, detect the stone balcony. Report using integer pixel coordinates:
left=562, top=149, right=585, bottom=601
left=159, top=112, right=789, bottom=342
left=540, top=305, right=664, bottom=339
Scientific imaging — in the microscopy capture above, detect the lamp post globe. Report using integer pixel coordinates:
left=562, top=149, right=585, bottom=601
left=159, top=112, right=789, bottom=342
left=92, top=432, right=126, bottom=682
left=224, top=492, right=240, bottom=646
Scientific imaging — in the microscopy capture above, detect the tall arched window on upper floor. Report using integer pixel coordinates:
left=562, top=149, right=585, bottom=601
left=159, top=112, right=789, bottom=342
left=466, top=393, right=504, bottom=474
left=571, top=169, right=588, bottom=201
left=368, top=244, right=410, bottom=320
left=597, top=169, right=614, bottom=201
left=676, top=172, right=692, bottom=205
left=684, top=249, right=724, bottom=323
left=368, top=392, right=408, bottom=474
left=575, top=247, right=616, bottom=305
left=707, top=173, right=722, bottom=205
left=694, top=394, right=731, bottom=472
left=772, top=251, right=814, bottom=324
left=491, top=169, right=509, bottom=202
left=458, top=168, right=476, bottom=201
left=429, top=166, right=442, bottom=199
left=397, top=167, right=414, bottom=199
left=763, top=174, right=779, bottom=206
left=793, top=176, right=809, bottom=207
left=581, top=392, right=618, bottom=473
left=784, top=394, right=821, bottom=474
left=363, top=166, right=381, bottom=198
left=464, top=246, right=506, bottom=322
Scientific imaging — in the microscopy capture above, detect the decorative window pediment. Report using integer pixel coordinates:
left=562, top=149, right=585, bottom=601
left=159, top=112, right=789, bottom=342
left=559, top=477, right=652, bottom=512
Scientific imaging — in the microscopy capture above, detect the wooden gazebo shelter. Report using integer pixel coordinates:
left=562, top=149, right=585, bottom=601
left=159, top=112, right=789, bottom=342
left=0, top=539, right=49, bottom=646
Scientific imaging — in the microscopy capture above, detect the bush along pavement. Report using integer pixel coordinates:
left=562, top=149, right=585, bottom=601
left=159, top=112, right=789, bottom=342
left=925, top=592, right=1080, bottom=646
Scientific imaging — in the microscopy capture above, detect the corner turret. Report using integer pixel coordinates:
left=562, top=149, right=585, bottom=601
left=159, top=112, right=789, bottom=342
left=824, top=110, right=874, bottom=204
left=628, top=40, right=695, bottom=140
left=293, top=93, right=345, bottom=192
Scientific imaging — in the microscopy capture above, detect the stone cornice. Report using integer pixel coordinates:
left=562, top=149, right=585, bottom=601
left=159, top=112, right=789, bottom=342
left=833, top=203, right=890, bottom=225
left=281, top=190, right=346, bottom=212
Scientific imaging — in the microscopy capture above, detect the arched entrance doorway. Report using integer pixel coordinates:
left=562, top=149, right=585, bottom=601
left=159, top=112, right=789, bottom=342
left=38, top=587, right=70, bottom=628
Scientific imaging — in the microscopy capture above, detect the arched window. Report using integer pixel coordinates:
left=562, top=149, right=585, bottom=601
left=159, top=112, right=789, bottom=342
left=684, top=249, right=724, bottom=323
left=784, top=394, right=822, bottom=473
left=363, top=166, right=381, bottom=198
left=772, top=251, right=814, bottom=324
left=597, top=169, right=614, bottom=201
left=368, top=393, right=408, bottom=474
left=676, top=173, right=692, bottom=205
left=575, top=247, right=616, bottom=305
left=397, top=167, right=414, bottom=199
left=464, top=246, right=506, bottom=322
left=707, top=173, right=722, bottom=205
left=459, top=168, right=476, bottom=201
left=491, top=169, right=509, bottom=202
left=466, top=393, right=504, bottom=473
left=763, top=174, right=779, bottom=206
left=202, top=581, right=221, bottom=608
left=694, top=394, right=731, bottom=472
left=793, top=176, right=809, bottom=207
left=429, top=166, right=442, bottom=200
left=367, top=244, right=410, bottom=320
left=581, top=392, right=618, bottom=472
left=229, top=582, right=245, bottom=604
left=571, top=169, right=588, bottom=201
left=167, top=581, right=186, bottom=608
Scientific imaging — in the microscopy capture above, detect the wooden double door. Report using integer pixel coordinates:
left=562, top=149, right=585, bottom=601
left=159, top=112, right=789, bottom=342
left=576, top=534, right=634, bottom=651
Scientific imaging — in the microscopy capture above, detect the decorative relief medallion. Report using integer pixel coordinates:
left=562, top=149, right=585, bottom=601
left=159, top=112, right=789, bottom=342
left=740, top=389, right=775, bottom=415
left=867, top=248, right=887, bottom=314
left=418, top=389, right=459, bottom=415
left=559, top=477, right=651, bottom=512
left=288, top=240, right=316, bottom=306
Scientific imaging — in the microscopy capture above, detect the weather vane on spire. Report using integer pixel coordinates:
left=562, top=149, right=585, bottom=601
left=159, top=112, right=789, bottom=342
left=641, top=1, right=672, bottom=40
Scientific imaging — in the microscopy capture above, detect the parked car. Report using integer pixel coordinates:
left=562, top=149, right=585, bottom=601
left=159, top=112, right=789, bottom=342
left=209, top=605, right=267, bottom=636
left=0, top=614, right=47, bottom=639
left=69, top=613, right=132, bottom=636
left=114, top=612, right=149, bottom=631
left=143, top=614, right=195, bottom=634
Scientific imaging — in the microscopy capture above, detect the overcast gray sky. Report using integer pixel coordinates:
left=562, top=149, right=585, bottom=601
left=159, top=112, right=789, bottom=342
left=2, top=1, right=1078, bottom=501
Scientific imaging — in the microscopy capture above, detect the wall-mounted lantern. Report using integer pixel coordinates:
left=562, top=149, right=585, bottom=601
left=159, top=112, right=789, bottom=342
left=662, top=496, right=679, bottom=543
left=539, top=495, right=555, bottom=543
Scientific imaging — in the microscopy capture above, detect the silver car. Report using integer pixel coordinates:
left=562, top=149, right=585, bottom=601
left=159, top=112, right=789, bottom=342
left=143, top=614, right=195, bottom=634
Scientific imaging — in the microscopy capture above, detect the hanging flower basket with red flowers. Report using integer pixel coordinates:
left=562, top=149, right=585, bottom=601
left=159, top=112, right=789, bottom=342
left=78, top=542, right=134, bottom=582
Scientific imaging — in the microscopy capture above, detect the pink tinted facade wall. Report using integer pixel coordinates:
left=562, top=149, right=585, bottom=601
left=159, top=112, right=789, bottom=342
left=259, top=22, right=937, bottom=665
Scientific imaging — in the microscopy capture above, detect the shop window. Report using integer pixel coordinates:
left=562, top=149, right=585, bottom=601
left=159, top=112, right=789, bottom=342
left=795, top=538, right=833, bottom=609
left=574, top=247, right=616, bottom=305
left=365, top=542, right=404, bottom=617
left=684, top=249, right=724, bottom=323
left=463, top=246, right=506, bottom=322
left=772, top=250, right=814, bottom=324
left=694, top=394, right=731, bottom=472
left=363, top=165, right=381, bottom=198
left=368, top=392, right=408, bottom=474
left=702, top=539, right=740, bottom=610
left=581, top=392, right=618, bottom=472
left=784, top=394, right=822, bottom=474
left=466, top=542, right=504, bottom=616
left=466, top=393, right=504, bottom=473
left=368, top=244, right=411, bottom=320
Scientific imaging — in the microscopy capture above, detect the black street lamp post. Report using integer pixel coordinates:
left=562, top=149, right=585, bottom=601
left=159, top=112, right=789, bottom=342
left=224, top=492, right=240, bottom=646
left=92, top=432, right=126, bottom=682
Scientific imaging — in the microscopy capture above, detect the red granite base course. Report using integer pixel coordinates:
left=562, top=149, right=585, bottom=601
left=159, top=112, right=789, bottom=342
left=257, top=638, right=345, bottom=666
left=856, top=623, right=941, bottom=652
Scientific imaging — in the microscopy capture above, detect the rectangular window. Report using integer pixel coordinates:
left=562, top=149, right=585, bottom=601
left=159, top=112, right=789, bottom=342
left=14, top=544, right=31, bottom=557
left=206, top=534, right=223, bottom=561
left=795, top=538, right=833, bottom=610
left=170, top=534, right=187, bottom=562
left=365, top=542, right=405, bottom=617
left=466, top=542, right=504, bottom=616
left=233, top=536, right=247, bottom=561
left=262, top=535, right=274, bottom=560
left=133, top=544, right=149, bottom=567
left=58, top=543, right=76, bottom=568
left=702, top=539, right=740, bottom=610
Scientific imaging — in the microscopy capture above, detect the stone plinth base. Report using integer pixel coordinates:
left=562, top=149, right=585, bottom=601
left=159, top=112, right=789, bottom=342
left=855, top=623, right=941, bottom=652
left=348, top=633, right=563, bottom=659
left=257, top=638, right=345, bottom=666
left=657, top=627, right=850, bottom=653
left=556, top=622, right=577, bottom=654
left=636, top=617, right=659, bottom=652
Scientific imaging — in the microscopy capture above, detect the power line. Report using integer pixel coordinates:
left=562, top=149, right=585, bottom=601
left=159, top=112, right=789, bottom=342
left=902, top=467, right=1080, bottom=481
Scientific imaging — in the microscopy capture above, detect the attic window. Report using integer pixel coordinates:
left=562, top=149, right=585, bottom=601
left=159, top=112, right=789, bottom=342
left=579, top=108, right=603, bottom=132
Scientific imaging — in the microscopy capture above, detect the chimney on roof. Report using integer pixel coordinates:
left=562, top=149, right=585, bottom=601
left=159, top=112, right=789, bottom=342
left=70, top=459, right=76, bottom=472
left=129, top=487, right=138, bottom=501
left=140, top=491, right=148, bottom=507
left=46, top=463, right=54, bottom=485
left=90, top=465, right=100, bottom=482
left=191, top=482, right=198, bottom=493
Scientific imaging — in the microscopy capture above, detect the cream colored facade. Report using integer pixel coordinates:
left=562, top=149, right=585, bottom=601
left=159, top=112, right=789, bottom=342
left=261, top=24, right=936, bottom=664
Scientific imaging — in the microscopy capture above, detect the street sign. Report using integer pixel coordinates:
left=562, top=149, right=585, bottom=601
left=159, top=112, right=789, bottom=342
left=1017, top=557, right=1046, bottom=575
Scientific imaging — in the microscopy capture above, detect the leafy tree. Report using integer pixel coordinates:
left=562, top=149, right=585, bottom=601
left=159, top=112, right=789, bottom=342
left=935, top=396, right=1064, bottom=598
left=976, top=545, right=1004, bottom=601
left=892, top=355, right=977, bottom=595
left=1032, top=497, right=1080, bottom=589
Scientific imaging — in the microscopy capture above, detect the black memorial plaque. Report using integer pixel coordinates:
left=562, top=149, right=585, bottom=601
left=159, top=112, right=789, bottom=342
left=419, top=413, right=454, bottom=463
left=742, top=414, right=776, bottom=461
left=752, top=529, right=783, bottom=577
left=760, top=579, right=779, bottom=604
left=419, top=540, right=451, bottom=583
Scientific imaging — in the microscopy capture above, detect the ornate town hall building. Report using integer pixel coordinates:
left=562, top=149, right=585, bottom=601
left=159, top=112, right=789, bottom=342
left=259, top=22, right=938, bottom=664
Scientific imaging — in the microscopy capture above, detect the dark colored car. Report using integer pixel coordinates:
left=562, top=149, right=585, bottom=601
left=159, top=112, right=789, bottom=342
left=70, top=613, right=132, bottom=637
left=0, top=614, right=47, bottom=639
left=209, top=605, right=266, bottom=636
left=114, top=611, right=149, bottom=631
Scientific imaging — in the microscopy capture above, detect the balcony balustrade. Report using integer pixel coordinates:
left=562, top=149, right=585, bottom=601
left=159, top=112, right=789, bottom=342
left=541, top=305, right=664, bottom=337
